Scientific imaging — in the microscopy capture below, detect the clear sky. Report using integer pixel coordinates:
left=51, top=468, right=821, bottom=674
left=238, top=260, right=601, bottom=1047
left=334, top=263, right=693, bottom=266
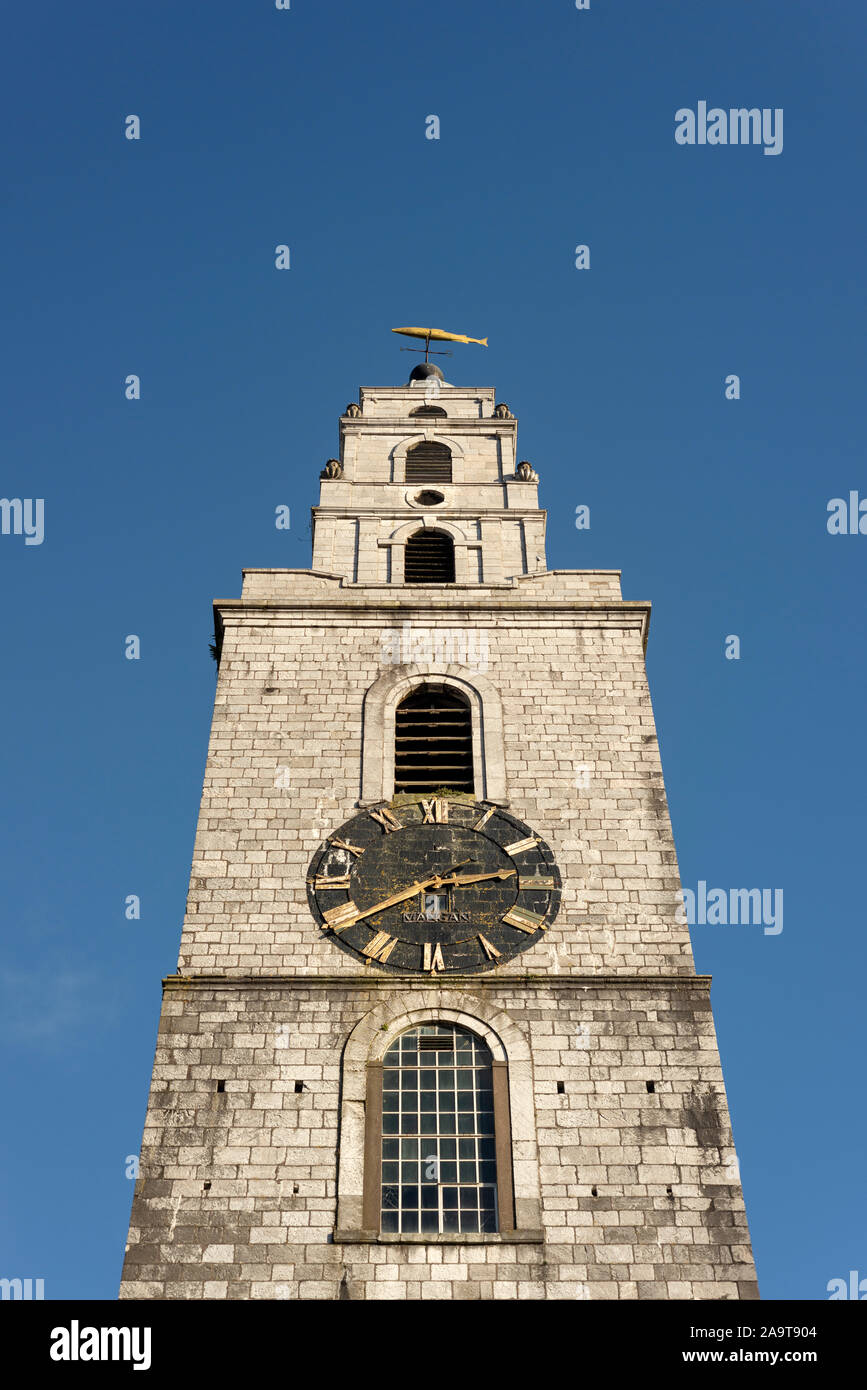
left=1, top=0, right=864, bottom=1300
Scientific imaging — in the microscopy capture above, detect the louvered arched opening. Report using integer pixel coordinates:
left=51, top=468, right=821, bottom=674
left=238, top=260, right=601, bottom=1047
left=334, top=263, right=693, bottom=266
left=409, top=405, right=447, bottom=418
left=394, top=686, right=474, bottom=794
left=405, top=441, right=452, bottom=482
left=404, top=529, right=455, bottom=584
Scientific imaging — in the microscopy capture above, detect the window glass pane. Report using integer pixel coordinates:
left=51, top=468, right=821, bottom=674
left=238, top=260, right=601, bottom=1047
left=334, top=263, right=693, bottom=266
left=379, top=1023, right=500, bottom=1235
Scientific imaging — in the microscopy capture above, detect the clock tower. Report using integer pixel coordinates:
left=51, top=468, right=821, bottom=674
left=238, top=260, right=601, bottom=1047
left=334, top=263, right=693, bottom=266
left=120, top=359, right=759, bottom=1299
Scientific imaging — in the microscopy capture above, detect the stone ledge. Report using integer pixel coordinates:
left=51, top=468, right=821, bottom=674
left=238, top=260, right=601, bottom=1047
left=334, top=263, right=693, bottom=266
left=332, top=1229, right=545, bottom=1245
left=163, top=973, right=711, bottom=993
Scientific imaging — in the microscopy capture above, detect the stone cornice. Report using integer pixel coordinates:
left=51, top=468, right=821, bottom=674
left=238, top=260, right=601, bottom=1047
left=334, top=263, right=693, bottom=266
left=163, top=973, right=711, bottom=993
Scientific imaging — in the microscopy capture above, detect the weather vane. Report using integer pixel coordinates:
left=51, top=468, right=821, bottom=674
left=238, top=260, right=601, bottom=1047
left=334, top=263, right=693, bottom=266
left=392, top=326, right=488, bottom=363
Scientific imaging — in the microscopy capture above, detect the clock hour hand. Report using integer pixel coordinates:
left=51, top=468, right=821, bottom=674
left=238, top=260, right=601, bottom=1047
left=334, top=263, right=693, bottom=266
left=323, top=862, right=475, bottom=932
left=350, top=863, right=471, bottom=923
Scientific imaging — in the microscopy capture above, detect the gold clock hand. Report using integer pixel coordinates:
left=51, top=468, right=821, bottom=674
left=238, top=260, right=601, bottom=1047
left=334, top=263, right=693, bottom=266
left=435, top=869, right=517, bottom=887
left=352, top=873, right=453, bottom=923
left=349, top=862, right=472, bottom=923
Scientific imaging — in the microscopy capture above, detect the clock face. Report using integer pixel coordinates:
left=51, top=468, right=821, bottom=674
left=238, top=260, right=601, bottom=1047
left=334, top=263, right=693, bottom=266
left=307, top=798, right=561, bottom=975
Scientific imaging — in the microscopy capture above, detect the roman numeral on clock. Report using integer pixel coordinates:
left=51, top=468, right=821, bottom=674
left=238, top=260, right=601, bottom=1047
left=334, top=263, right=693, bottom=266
left=369, top=807, right=403, bottom=833
left=421, top=798, right=449, bottom=824
left=363, top=931, right=398, bottom=963
left=502, top=906, right=546, bottom=934
left=503, top=836, right=539, bottom=856
left=330, top=837, right=365, bottom=858
left=478, top=934, right=501, bottom=961
left=518, top=875, right=556, bottom=890
left=312, top=874, right=351, bottom=890
left=322, top=900, right=362, bottom=930
left=423, top=942, right=445, bottom=973
left=472, top=806, right=496, bottom=831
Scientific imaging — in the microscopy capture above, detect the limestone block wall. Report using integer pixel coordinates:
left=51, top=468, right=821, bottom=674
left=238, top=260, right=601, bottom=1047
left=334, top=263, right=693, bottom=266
left=182, top=582, right=692, bottom=978
left=120, top=978, right=758, bottom=1301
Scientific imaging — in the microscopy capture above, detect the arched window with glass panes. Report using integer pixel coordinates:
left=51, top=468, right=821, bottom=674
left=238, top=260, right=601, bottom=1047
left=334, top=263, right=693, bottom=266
left=378, top=1023, right=512, bottom=1234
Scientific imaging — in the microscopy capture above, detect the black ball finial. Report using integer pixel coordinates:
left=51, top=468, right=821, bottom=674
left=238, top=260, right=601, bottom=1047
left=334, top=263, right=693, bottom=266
left=408, top=362, right=445, bottom=384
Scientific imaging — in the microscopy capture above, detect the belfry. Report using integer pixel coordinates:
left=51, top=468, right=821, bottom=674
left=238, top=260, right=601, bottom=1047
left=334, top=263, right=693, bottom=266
left=121, top=348, right=758, bottom=1300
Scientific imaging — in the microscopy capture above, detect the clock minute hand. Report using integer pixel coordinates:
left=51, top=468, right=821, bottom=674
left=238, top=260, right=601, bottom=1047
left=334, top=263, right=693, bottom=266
left=435, top=868, right=517, bottom=887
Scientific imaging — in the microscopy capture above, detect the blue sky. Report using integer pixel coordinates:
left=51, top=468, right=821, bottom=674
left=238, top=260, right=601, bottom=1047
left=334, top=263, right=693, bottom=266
left=1, top=0, right=864, bottom=1299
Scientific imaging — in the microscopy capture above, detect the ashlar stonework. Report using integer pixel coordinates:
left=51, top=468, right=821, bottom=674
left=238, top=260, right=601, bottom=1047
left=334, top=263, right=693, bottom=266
left=120, top=371, right=758, bottom=1300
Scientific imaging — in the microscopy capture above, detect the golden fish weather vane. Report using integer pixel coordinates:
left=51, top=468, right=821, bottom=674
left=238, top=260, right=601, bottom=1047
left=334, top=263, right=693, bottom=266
left=392, top=325, right=488, bottom=362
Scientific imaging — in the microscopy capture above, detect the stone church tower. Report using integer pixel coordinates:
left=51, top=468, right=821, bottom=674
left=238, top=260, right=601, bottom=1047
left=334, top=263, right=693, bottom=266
left=120, top=361, right=758, bottom=1300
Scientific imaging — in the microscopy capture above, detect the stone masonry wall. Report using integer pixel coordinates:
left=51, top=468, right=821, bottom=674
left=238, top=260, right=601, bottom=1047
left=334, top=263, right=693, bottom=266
left=182, top=588, right=693, bottom=978
left=120, top=979, right=758, bottom=1300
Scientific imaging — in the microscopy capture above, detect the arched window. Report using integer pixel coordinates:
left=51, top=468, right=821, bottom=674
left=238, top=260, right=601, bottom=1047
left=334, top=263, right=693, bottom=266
left=409, top=405, right=447, bottom=418
left=404, top=528, right=455, bottom=583
left=380, top=1024, right=499, bottom=1234
left=335, top=998, right=540, bottom=1242
left=405, top=441, right=452, bottom=482
left=394, top=685, right=473, bottom=793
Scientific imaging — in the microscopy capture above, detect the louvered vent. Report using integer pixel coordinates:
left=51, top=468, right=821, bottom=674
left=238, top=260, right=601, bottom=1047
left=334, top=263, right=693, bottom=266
left=409, top=406, right=447, bottom=418
left=405, top=442, right=452, bottom=482
left=394, top=687, right=474, bottom=793
left=404, top=530, right=455, bottom=584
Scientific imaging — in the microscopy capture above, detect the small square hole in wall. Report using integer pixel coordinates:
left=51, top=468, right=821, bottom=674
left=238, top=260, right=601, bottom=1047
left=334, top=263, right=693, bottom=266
left=591, top=1186, right=598, bottom=1198
left=294, top=1081, right=304, bottom=1094
left=646, top=1080, right=656, bottom=1093
left=557, top=1080, right=566, bottom=1095
left=203, top=1181, right=211, bottom=1192
left=216, top=1080, right=225, bottom=1093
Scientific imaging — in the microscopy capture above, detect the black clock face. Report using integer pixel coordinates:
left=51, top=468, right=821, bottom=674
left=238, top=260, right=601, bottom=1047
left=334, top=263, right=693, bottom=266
left=307, top=798, right=561, bottom=975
